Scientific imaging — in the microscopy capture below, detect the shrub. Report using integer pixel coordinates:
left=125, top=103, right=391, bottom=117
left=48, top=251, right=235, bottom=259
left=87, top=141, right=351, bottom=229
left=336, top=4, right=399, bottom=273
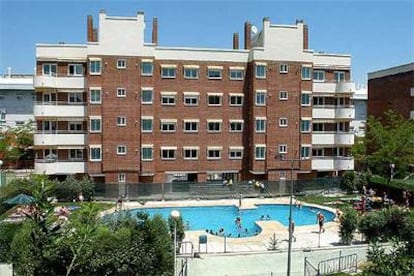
left=358, top=211, right=387, bottom=242
left=53, top=176, right=94, bottom=202
left=339, top=208, right=358, bottom=245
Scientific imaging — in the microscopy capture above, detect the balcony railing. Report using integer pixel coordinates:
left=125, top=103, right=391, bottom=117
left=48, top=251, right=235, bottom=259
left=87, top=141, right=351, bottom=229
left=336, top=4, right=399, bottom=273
left=34, top=74, right=86, bottom=89
left=313, top=81, right=355, bottom=94
left=34, top=159, right=86, bottom=174
left=312, top=105, right=355, bottom=120
left=312, top=131, right=355, bottom=145
left=312, top=156, right=354, bottom=171
left=34, top=133, right=87, bottom=146
left=34, top=102, right=86, bottom=117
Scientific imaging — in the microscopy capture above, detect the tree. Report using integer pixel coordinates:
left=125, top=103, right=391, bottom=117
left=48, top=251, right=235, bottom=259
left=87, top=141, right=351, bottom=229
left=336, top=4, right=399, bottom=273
left=359, top=110, right=414, bottom=177
left=338, top=208, right=358, bottom=245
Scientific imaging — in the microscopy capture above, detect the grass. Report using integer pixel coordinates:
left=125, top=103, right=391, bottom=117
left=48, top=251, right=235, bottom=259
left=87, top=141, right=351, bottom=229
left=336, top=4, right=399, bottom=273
left=296, top=194, right=356, bottom=211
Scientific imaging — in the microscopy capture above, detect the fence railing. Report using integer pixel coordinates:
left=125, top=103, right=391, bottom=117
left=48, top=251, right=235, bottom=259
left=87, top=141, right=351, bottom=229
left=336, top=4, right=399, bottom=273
left=93, top=177, right=341, bottom=201
left=304, top=251, right=357, bottom=276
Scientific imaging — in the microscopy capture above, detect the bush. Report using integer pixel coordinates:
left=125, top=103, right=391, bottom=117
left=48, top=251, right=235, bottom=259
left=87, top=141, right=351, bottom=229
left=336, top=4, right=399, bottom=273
left=358, top=211, right=387, bottom=242
left=53, top=176, right=94, bottom=202
left=339, top=208, right=358, bottom=245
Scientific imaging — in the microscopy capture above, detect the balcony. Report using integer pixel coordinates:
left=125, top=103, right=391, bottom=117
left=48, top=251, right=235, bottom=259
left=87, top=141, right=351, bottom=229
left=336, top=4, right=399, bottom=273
left=34, top=75, right=85, bottom=89
left=34, top=132, right=87, bottom=146
left=313, top=81, right=355, bottom=94
left=312, top=105, right=355, bottom=120
left=312, top=156, right=354, bottom=171
left=312, top=132, right=354, bottom=145
left=35, top=160, right=86, bottom=174
left=34, top=102, right=86, bottom=117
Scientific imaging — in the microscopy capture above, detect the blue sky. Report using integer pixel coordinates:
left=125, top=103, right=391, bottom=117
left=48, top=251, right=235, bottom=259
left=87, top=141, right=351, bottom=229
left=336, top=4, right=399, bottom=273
left=0, top=0, right=413, bottom=85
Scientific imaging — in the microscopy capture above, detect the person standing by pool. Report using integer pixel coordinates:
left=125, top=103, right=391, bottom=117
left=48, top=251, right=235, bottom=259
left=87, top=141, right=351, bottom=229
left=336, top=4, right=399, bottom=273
left=289, top=220, right=296, bottom=242
left=316, top=212, right=325, bottom=233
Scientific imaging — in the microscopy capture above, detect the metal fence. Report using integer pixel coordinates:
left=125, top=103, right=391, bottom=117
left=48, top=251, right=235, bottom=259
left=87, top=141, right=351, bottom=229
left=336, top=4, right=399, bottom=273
left=304, top=251, right=358, bottom=276
left=93, top=177, right=341, bottom=201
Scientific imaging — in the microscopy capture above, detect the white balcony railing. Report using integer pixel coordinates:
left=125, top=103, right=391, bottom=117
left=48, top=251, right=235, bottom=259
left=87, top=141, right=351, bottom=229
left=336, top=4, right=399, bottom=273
left=312, top=132, right=355, bottom=145
left=34, top=75, right=85, bottom=89
left=312, top=156, right=354, bottom=171
left=34, top=133, right=87, bottom=146
left=313, top=81, right=355, bottom=94
left=312, top=106, right=355, bottom=120
left=34, top=103, right=86, bottom=117
left=34, top=160, right=86, bottom=174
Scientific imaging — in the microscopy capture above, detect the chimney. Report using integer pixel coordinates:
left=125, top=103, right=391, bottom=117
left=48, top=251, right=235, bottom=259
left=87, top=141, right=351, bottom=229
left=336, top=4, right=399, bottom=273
left=244, top=21, right=251, bottom=49
left=92, top=28, right=98, bottom=42
left=233, top=33, right=239, bottom=49
left=87, top=15, right=94, bottom=42
left=303, top=24, right=309, bottom=50
left=152, top=17, right=158, bottom=45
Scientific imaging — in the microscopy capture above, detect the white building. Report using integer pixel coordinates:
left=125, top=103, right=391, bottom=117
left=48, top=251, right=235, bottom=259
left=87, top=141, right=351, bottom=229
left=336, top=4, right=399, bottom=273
left=351, top=85, right=368, bottom=137
left=0, top=69, right=35, bottom=130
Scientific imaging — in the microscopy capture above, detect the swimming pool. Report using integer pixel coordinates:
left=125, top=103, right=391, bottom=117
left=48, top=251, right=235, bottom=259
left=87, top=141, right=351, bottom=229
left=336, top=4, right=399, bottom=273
left=124, top=204, right=334, bottom=238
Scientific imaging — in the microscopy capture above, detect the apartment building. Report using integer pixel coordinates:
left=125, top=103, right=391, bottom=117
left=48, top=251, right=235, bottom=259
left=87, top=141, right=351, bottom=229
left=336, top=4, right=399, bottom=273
left=368, top=62, right=414, bottom=120
left=33, top=11, right=355, bottom=184
left=0, top=69, right=34, bottom=130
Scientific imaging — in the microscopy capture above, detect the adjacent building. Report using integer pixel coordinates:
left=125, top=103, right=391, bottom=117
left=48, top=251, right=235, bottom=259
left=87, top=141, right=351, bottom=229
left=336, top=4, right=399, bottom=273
left=33, top=11, right=355, bottom=184
left=368, top=62, right=414, bottom=120
left=350, top=85, right=367, bottom=137
left=0, top=69, right=34, bottom=130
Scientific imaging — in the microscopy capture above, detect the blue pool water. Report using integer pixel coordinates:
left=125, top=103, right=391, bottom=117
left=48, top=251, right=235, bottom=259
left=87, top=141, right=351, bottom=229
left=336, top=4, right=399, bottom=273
left=122, top=204, right=334, bottom=238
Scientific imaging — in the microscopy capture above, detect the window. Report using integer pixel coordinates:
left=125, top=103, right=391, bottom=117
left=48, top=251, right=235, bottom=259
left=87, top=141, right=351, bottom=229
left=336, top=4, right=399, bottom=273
left=280, top=64, right=288, bottom=73
left=117, top=116, right=126, bottom=126
left=183, top=93, right=199, bottom=106
left=141, top=60, right=153, bottom=76
left=313, top=123, right=324, bottom=132
left=207, top=67, right=222, bottom=79
left=68, top=92, right=83, bottom=103
left=312, top=148, right=324, bottom=157
left=229, top=94, right=243, bottom=106
left=15, top=121, right=25, bottom=126
left=90, top=117, right=101, bottom=133
left=69, top=122, right=82, bottom=132
left=118, top=173, right=126, bottom=183
left=301, top=93, right=311, bottom=106
left=141, top=88, right=153, bottom=104
left=229, top=120, right=243, bottom=132
left=161, top=147, right=176, bottom=160
left=411, top=87, right=414, bottom=97
left=161, top=92, right=176, bottom=105
left=301, top=145, right=311, bottom=159
left=68, top=64, right=83, bottom=76
left=255, top=90, right=266, bottom=105
left=279, top=144, right=287, bottom=154
left=161, top=65, right=176, bottom=78
left=301, top=66, right=312, bottom=80
left=141, top=145, right=153, bottom=161
left=255, top=63, right=266, bottom=79
left=90, top=145, right=102, bottom=161
left=255, top=145, right=266, bottom=160
left=313, top=97, right=324, bottom=106
left=141, top=117, right=153, bottom=132
left=183, top=147, right=199, bottom=160
left=89, top=59, right=101, bottom=75
left=160, top=120, right=176, bottom=132
left=183, top=66, right=199, bottom=79
left=117, top=59, right=126, bottom=69
left=229, top=147, right=243, bottom=159
left=300, top=119, right=311, bottom=132
left=117, top=88, right=126, bottom=97
left=337, top=122, right=346, bottom=132
left=255, top=118, right=266, bottom=133
left=90, top=88, right=101, bottom=104
left=279, top=117, right=288, bottom=127
left=229, top=68, right=244, bottom=80
left=207, top=120, right=222, bottom=132
left=279, top=91, right=288, bottom=100
left=117, top=145, right=127, bottom=155
left=335, top=97, right=346, bottom=106
left=334, top=71, right=345, bottom=82
left=0, top=109, right=5, bottom=122
left=207, top=147, right=222, bottom=159
left=183, top=120, right=198, bottom=132
left=313, top=70, right=325, bottom=81
left=43, top=64, right=57, bottom=76
left=69, top=149, right=83, bottom=160
left=208, top=93, right=222, bottom=106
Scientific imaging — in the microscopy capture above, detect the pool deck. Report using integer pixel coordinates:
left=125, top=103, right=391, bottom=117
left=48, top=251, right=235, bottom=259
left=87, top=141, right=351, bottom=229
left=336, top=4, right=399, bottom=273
left=110, top=197, right=343, bottom=254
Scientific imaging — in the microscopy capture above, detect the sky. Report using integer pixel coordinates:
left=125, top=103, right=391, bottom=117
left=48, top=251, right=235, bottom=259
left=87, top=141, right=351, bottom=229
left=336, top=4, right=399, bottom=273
left=0, top=0, right=413, bottom=85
